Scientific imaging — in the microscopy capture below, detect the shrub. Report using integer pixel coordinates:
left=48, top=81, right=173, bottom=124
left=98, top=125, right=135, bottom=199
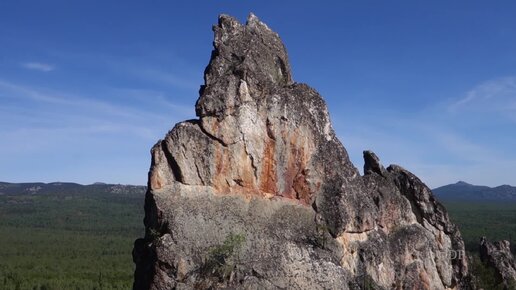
left=201, top=233, right=246, bottom=281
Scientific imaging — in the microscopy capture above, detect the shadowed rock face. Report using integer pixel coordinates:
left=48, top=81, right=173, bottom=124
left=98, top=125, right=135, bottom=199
left=133, top=14, right=469, bottom=290
left=479, top=237, right=516, bottom=289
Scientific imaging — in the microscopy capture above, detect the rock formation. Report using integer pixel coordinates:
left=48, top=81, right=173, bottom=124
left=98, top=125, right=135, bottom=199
left=133, top=13, right=470, bottom=290
left=479, top=237, right=516, bottom=289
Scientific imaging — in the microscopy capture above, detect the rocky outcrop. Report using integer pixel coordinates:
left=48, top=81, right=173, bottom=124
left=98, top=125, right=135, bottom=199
left=479, top=237, right=516, bottom=289
left=133, top=13, right=469, bottom=290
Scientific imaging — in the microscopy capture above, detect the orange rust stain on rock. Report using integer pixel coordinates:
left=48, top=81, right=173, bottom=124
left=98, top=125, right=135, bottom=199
left=239, top=148, right=256, bottom=189
left=417, top=271, right=431, bottom=290
left=212, top=144, right=230, bottom=193
left=204, top=122, right=316, bottom=205
left=259, top=137, right=277, bottom=194
left=150, top=170, right=162, bottom=190
left=283, top=131, right=314, bottom=204
left=281, top=135, right=300, bottom=199
left=149, top=146, right=164, bottom=190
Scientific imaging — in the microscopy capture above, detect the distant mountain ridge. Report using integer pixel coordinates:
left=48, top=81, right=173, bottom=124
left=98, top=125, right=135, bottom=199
left=0, top=181, right=146, bottom=196
left=433, top=181, right=516, bottom=201
left=3, top=180, right=513, bottom=201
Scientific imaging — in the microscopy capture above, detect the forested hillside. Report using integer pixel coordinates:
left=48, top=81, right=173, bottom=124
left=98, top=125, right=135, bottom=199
left=0, top=185, right=144, bottom=290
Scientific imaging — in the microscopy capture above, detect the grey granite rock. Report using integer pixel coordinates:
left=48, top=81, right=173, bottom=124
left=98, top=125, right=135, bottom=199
left=133, top=13, right=470, bottom=290
left=479, top=237, right=516, bottom=289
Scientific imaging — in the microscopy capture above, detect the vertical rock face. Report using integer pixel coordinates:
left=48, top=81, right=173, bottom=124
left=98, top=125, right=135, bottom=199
left=133, top=14, right=469, bottom=290
left=479, top=237, right=516, bottom=289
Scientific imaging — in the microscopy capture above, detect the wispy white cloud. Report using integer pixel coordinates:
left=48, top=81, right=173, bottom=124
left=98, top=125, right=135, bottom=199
left=134, top=68, right=201, bottom=90
left=106, top=87, right=195, bottom=117
left=0, top=80, right=67, bottom=103
left=332, top=100, right=514, bottom=188
left=78, top=50, right=203, bottom=91
left=340, top=124, right=513, bottom=188
left=0, top=79, right=194, bottom=184
left=0, top=79, right=195, bottom=146
left=21, top=62, right=55, bottom=72
left=449, top=76, right=516, bottom=114
left=0, top=80, right=190, bottom=122
left=420, top=127, right=499, bottom=165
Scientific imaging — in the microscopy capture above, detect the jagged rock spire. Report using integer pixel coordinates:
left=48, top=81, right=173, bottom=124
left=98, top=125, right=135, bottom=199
left=197, top=13, right=292, bottom=119
left=133, top=14, right=471, bottom=290
left=363, top=150, right=386, bottom=176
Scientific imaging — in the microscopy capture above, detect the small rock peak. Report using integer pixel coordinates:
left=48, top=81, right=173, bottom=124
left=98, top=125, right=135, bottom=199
left=217, top=14, right=241, bottom=30
left=363, top=150, right=386, bottom=176
left=246, top=12, right=271, bottom=31
left=455, top=181, right=470, bottom=186
left=496, top=184, right=512, bottom=189
left=246, top=12, right=258, bottom=24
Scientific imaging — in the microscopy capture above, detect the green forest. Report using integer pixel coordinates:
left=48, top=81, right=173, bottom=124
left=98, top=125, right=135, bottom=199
left=0, top=191, right=143, bottom=290
left=0, top=191, right=514, bottom=289
left=443, top=201, right=516, bottom=253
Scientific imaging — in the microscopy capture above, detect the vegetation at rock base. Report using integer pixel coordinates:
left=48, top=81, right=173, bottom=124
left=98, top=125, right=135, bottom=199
left=200, top=233, right=246, bottom=281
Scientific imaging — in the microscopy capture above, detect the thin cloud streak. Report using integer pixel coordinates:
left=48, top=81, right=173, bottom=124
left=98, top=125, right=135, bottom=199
left=21, top=62, right=55, bottom=72
left=449, top=76, right=516, bottom=115
left=106, top=87, right=195, bottom=117
left=333, top=97, right=513, bottom=188
left=340, top=124, right=514, bottom=188
left=136, top=68, right=201, bottom=91
left=0, top=79, right=190, bottom=122
left=0, top=79, right=194, bottom=153
left=420, top=127, right=499, bottom=165
left=0, top=79, right=191, bottom=185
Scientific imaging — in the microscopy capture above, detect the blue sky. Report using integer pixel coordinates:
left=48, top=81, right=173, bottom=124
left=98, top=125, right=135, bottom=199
left=1, top=1, right=515, bottom=187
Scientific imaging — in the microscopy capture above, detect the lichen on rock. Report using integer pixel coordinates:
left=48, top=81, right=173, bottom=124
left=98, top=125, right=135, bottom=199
left=133, top=13, right=471, bottom=290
